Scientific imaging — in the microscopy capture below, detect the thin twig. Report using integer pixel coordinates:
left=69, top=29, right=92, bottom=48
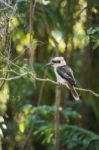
left=75, top=87, right=99, bottom=98
left=0, top=0, right=14, bottom=10
left=0, top=73, right=28, bottom=81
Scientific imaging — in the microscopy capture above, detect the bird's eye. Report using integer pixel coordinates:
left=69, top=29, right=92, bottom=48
left=52, top=60, right=60, bottom=63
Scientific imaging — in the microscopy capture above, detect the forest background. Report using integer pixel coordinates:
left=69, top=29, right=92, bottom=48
left=0, top=0, right=99, bottom=149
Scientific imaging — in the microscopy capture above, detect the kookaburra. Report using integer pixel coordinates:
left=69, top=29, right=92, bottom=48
left=47, top=57, right=79, bottom=101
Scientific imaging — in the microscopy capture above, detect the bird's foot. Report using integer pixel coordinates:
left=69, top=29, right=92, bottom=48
left=57, top=82, right=62, bottom=86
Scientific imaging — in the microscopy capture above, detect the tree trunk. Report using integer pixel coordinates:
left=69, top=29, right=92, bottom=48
left=54, top=85, right=61, bottom=150
left=81, top=2, right=92, bottom=128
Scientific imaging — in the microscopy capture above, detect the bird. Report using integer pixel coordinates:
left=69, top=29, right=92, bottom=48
left=46, top=56, right=79, bottom=101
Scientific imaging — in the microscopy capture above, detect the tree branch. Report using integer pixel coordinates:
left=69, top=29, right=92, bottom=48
left=0, top=73, right=28, bottom=81
left=75, top=87, right=99, bottom=98
left=0, top=72, right=99, bottom=98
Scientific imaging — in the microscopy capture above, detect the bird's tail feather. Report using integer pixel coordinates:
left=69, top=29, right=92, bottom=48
left=70, top=86, right=79, bottom=101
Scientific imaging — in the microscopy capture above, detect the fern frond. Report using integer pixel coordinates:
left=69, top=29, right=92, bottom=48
left=61, top=125, right=99, bottom=150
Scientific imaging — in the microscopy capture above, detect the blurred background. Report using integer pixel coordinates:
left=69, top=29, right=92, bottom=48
left=0, top=0, right=99, bottom=149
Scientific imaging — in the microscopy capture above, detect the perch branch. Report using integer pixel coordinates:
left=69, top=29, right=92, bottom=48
left=0, top=72, right=99, bottom=98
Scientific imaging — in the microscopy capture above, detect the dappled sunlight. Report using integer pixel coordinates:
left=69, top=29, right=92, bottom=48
left=73, top=22, right=89, bottom=48
left=51, top=30, right=62, bottom=43
left=12, top=30, right=24, bottom=42
left=19, top=122, right=25, bottom=133
left=16, top=33, right=30, bottom=52
left=74, top=22, right=84, bottom=35
left=10, top=17, right=20, bottom=28
left=15, top=33, right=37, bottom=53
left=0, top=84, right=9, bottom=114
left=0, top=0, right=99, bottom=149
left=48, top=38, right=55, bottom=48
left=58, top=39, right=66, bottom=53
left=91, top=7, right=98, bottom=14
left=49, top=30, right=66, bottom=52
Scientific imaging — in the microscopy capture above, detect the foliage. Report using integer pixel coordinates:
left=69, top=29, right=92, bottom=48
left=3, top=105, right=99, bottom=150
left=61, top=125, right=99, bottom=150
left=0, top=0, right=99, bottom=149
left=87, top=27, right=99, bottom=49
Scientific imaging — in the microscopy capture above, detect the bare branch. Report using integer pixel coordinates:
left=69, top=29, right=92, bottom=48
left=0, top=73, right=28, bottom=81
left=75, top=87, right=99, bottom=98
left=0, top=72, right=99, bottom=98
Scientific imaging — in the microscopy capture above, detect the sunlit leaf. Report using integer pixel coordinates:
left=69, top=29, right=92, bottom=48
left=19, top=123, right=25, bottom=133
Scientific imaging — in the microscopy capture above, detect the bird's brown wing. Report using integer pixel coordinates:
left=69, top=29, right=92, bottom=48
left=57, top=65, right=76, bottom=86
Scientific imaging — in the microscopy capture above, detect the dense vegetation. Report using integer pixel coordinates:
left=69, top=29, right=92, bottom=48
left=0, top=0, right=99, bottom=149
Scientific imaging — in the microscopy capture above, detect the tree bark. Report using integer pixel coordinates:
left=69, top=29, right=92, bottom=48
left=54, top=85, right=61, bottom=150
left=81, top=2, right=92, bottom=128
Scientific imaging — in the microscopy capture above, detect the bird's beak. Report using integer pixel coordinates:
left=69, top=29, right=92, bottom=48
left=46, top=62, right=53, bottom=66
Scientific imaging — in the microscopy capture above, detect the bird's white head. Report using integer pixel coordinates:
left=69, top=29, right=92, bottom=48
left=47, top=57, right=66, bottom=68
